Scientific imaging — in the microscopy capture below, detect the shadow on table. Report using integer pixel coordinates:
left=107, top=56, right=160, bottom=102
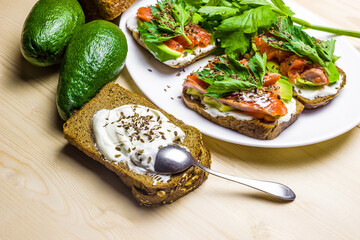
left=14, top=49, right=60, bottom=81
left=202, top=129, right=355, bottom=169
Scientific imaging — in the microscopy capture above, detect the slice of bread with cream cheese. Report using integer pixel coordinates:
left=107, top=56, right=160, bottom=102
left=63, top=83, right=211, bottom=206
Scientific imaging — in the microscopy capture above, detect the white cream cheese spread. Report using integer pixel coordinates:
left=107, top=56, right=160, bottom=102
left=126, top=15, right=216, bottom=65
left=163, top=44, right=216, bottom=66
left=294, top=74, right=344, bottom=100
left=202, top=98, right=297, bottom=123
left=92, top=105, right=186, bottom=184
left=126, top=16, right=139, bottom=33
left=277, top=98, right=297, bottom=123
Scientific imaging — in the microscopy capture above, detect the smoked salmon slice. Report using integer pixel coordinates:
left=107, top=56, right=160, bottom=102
left=184, top=73, right=288, bottom=121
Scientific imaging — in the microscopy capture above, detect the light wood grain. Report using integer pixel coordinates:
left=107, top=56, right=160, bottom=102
left=1, top=0, right=360, bottom=239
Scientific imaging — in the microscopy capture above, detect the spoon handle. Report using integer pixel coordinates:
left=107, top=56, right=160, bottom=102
left=195, top=163, right=296, bottom=200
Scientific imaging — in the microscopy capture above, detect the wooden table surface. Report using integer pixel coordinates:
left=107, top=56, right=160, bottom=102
left=1, top=0, right=360, bottom=239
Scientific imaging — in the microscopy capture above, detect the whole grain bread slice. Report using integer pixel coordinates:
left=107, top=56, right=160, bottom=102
left=127, top=27, right=216, bottom=69
left=293, top=67, right=346, bottom=109
left=78, top=0, right=137, bottom=21
left=182, top=88, right=304, bottom=140
left=63, top=83, right=211, bottom=207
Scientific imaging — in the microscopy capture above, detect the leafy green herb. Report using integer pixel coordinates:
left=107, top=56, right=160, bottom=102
left=206, top=0, right=221, bottom=6
left=198, top=6, right=238, bottom=20
left=195, top=0, right=360, bottom=59
left=265, top=18, right=339, bottom=77
left=183, top=0, right=206, bottom=8
left=194, top=54, right=269, bottom=97
left=315, top=39, right=336, bottom=62
left=327, top=62, right=340, bottom=84
left=247, top=52, right=267, bottom=87
left=191, top=12, right=203, bottom=24
left=220, top=31, right=251, bottom=58
left=216, top=5, right=277, bottom=34
left=237, top=0, right=359, bottom=38
left=212, top=5, right=278, bottom=56
left=172, top=1, right=194, bottom=44
left=268, top=0, right=294, bottom=16
left=137, top=21, right=174, bottom=43
left=138, top=0, right=194, bottom=45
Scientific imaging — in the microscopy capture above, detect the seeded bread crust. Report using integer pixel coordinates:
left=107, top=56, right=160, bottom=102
left=182, top=88, right=304, bottom=140
left=128, top=27, right=216, bottom=68
left=63, top=83, right=211, bottom=207
left=78, top=0, right=137, bottom=21
left=293, top=67, right=346, bottom=109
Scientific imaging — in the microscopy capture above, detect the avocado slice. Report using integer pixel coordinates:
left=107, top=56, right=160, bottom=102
left=138, top=20, right=181, bottom=62
left=296, top=77, right=321, bottom=88
left=186, top=87, right=203, bottom=96
left=203, top=96, right=236, bottom=112
left=186, top=88, right=236, bottom=112
left=276, top=77, right=293, bottom=102
left=145, top=42, right=182, bottom=62
left=266, top=61, right=280, bottom=73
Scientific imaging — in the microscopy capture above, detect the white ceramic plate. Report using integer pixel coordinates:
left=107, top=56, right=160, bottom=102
left=119, top=0, right=360, bottom=148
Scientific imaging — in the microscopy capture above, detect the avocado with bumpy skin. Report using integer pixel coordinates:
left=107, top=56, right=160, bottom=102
left=21, top=0, right=85, bottom=66
left=56, top=20, right=128, bottom=121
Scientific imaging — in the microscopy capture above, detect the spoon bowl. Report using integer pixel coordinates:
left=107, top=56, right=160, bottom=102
left=155, top=145, right=296, bottom=201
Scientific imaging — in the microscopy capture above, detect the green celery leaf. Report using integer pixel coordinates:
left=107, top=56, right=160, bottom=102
left=268, top=18, right=340, bottom=77
left=172, top=1, right=193, bottom=44
left=206, top=0, right=220, bottom=6
left=151, top=3, right=178, bottom=33
left=282, top=41, right=325, bottom=68
left=327, top=62, right=340, bottom=84
left=194, top=69, right=214, bottom=84
left=194, top=56, right=260, bottom=96
left=228, top=56, right=251, bottom=77
left=183, top=0, right=207, bottom=8
left=157, top=0, right=170, bottom=12
left=150, top=5, right=161, bottom=17
left=219, top=0, right=233, bottom=7
left=315, top=39, right=336, bottom=62
left=269, top=0, right=294, bottom=16
left=269, top=18, right=326, bottom=68
left=213, top=62, right=234, bottom=73
left=237, top=0, right=294, bottom=16
left=172, top=2, right=191, bottom=27
left=217, top=5, right=278, bottom=33
left=237, top=0, right=271, bottom=6
left=138, top=21, right=174, bottom=43
left=191, top=12, right=203, bottom=24
left=247, top=52, right=267, bottom=86
left=198, top=6, right=239, bottom=20
left=220, top=31, right=252, bottom=57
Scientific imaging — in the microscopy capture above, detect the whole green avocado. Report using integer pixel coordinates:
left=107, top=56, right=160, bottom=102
left=21, top=0, right=85, bottom=67
left=56, top=20, right=128, bottom=121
